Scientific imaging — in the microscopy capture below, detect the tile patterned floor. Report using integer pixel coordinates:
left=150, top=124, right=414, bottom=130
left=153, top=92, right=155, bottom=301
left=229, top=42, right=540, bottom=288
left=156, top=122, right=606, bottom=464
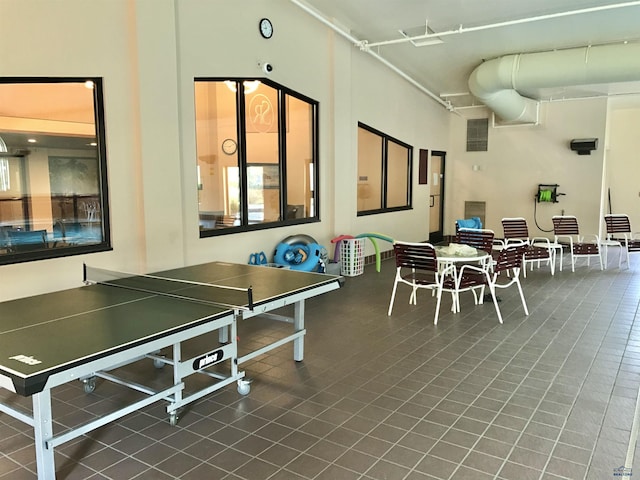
left=1, top=250, right=640, bottom=479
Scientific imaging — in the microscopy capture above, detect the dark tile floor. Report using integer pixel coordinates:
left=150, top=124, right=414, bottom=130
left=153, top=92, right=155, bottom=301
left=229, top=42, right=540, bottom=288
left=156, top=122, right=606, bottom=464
left=1, top=250, right=640, bottom=479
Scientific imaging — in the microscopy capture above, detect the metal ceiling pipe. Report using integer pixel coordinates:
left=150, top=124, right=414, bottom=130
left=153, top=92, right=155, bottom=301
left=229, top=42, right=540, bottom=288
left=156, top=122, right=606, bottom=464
left=290, top=0, right=452, bottom=110
left=367, top=1, right=640, bottom=49
left=468, top=42, right=640, bottom=123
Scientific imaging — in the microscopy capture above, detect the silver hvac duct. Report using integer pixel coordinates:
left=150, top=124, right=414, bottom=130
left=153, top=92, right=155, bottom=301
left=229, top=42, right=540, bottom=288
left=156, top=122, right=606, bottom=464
left=468, top=42, right=640, bottom=124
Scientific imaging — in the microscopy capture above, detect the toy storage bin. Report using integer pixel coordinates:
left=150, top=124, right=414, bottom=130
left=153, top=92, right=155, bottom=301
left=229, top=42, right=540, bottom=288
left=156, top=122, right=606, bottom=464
left=340, top=238, right=366, bottom=276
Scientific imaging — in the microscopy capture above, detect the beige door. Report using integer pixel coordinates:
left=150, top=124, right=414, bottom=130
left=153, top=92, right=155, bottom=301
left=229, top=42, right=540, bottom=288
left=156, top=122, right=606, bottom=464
left=429, top=151, right=446, bottom=243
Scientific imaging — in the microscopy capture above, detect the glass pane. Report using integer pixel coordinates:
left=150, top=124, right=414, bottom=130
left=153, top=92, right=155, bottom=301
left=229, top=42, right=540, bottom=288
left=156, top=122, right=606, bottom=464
left=285, top=95, right=314, bottom=219
left=245, top=83, right=280, bottom=223
left=357, top=127, right=383, bottom=212
left=387, top=141, right=410, bottom=208
left=0, top=80, right=107, bottom=259
left=195, top=81, right=241, bottom=230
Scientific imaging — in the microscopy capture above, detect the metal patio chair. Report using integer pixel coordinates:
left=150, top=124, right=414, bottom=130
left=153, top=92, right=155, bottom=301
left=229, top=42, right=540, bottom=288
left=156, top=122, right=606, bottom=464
left=552, top=215, right=603, bottom=271
left=388, top=240, right=456, bottom=325
left=501, top=217, right=557, bottom=276
left=456, top=241, right=529, bottom=324
left=603, top=214, right=640, bottom=269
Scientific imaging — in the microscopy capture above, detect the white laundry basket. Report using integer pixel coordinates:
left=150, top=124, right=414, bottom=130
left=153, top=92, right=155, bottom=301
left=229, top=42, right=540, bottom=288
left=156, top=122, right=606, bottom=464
left=340, top=238, right=366, bottom=276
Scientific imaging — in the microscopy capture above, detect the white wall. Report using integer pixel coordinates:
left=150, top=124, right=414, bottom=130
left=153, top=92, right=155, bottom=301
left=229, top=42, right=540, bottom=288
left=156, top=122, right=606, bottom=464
left=0, top=0, right=145, bottom=300
left=2, top=0, right=640, bottom=301
left=606, top=100, right=640, bottom=228
left=345, top=52, right=450, bottom=254
left=0, top=0, right=451, bottom=300
left=447, top=99, right=607, bottom=238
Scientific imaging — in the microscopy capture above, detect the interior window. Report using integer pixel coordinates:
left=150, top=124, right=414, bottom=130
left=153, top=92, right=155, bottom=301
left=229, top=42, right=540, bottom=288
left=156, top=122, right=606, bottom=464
left=0, top=78, right=110, bottom=264
left=194, top=79, right=318, bottom=235
left=357, top=123, right=412, bottom=215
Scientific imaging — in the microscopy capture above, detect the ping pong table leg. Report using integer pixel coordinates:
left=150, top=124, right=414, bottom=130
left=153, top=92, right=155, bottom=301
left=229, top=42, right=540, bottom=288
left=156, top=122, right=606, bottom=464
left=32, top=390, right=56, bottom=480
left=293, top=300, right=305, bottom=362
left=169, top=343, right=183, bottom=425
left=218, top=325, right=229, bottom=344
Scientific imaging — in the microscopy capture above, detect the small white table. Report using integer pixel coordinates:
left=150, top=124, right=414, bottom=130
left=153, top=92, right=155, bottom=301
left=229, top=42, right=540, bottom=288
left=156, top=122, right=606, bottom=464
left=435, top=245, right=490, bottom=265
left=435, top=245, right=490, bottom=313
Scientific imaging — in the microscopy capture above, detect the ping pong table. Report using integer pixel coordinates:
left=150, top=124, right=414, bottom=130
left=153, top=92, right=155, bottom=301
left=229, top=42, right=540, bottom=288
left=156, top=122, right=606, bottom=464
left=0, top=261, right=342, bottom=480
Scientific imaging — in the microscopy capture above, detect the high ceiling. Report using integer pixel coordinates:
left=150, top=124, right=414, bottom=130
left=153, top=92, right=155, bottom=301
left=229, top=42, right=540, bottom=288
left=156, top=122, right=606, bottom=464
left=294, top=0, right=640, bottom=112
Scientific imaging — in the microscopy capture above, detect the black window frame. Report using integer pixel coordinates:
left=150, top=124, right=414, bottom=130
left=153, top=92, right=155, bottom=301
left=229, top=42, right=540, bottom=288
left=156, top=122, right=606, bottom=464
left=0, top=77, right=111, bottom=265
left=195, top=77, right=320, bottom=237
left=357, top=122, right=413, bottom=217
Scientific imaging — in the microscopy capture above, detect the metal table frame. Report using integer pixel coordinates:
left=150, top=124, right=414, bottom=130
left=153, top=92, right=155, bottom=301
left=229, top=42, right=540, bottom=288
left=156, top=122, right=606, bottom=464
left=0, top=274, right=340, bottom=479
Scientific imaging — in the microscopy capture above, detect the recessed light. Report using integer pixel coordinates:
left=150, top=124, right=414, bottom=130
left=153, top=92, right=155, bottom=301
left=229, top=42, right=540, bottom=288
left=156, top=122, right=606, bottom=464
left=27, top=138, right=37, bottom=143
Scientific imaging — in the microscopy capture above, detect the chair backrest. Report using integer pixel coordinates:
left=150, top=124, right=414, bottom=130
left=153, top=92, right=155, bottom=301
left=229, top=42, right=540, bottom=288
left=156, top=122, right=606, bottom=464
left=8, top=229, right=47, bottom=252
left=393, top=241, right=438, bottom=273
left=494, top=241, right=526, bottom=273
left=456, top=228, right=495, bottom=253
left=552, top=215, right=580, bottom=236
left=456, top=217, right=482, bottom=231
left=502, top=217, right=529, bottom=240
left=604, top=214, right=631, bottom=235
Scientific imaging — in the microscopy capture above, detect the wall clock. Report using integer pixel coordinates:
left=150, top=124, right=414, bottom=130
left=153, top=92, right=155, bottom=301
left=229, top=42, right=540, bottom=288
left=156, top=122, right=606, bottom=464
left=259, top=18, right=273, bottom=39
left=222, top=138, right=237, bottom=155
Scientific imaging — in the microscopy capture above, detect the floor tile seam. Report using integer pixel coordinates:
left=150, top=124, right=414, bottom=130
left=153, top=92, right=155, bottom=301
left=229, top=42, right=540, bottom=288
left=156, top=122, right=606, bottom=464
left=536, top=269, right=636, bottom=480
left=308, top=460, right=374, bottom=480
left=266, top=436, right=353, bottom=476
left=397, top=295, right=578, bottom=479
left=200, top=443, right=276, bottom=477
left=0, top=455, right=35, bottom=477
left=259, top=266, right=629, bottom=479
left=267, top=291, right=571, bottom=480
left=595, top=277, right=640, bottom=473
left=314, top=315, right=508, bottom=433
left=293, top=318, right=471, bottom=401
left=443, top=277, right=603, bottom=480
left=303, top=321, right=505, bottom=480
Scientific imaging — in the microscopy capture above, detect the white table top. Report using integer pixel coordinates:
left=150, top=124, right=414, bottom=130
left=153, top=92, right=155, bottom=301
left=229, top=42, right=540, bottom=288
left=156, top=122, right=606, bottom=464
left=435, top=244, right=490, bottom=263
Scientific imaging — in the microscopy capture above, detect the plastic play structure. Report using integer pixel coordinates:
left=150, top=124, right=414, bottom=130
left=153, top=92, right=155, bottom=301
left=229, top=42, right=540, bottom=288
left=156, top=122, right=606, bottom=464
left=273, top=234, right=324, bottom=271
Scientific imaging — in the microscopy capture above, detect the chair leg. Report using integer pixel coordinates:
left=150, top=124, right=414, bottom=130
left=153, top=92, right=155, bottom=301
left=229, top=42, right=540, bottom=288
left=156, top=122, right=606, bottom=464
left=487, top=283, right=503, bottom=324
left=409, top=286, right=418, bottom=305
left=450, top=291, right=460, bottom=313
left=570, top=251, right=575, bottom=272
left=434, top=286, right=443, bottom=325
left=515, top=277, right=529, bottom=315
left=387, top=276, right=400, bottom=316
left=558, top=247, right=563, bottom=271
left=625, top=247, right=630, bottom=269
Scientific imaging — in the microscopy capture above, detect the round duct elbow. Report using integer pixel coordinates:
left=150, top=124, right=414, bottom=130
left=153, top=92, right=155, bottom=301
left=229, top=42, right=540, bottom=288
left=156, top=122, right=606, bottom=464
left=468, top=55, right=539, bottom=124
left=468, top=42, right=640, bottom=124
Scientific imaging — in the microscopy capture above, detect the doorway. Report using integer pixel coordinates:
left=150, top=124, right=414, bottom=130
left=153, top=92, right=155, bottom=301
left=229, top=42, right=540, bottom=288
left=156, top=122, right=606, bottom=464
left=429, top=150, right=446, bottom=243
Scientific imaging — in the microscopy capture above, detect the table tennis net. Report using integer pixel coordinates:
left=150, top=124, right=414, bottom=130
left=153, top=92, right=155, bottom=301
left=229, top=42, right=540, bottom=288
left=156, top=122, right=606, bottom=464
left=84, top=265, right=253, bottom=311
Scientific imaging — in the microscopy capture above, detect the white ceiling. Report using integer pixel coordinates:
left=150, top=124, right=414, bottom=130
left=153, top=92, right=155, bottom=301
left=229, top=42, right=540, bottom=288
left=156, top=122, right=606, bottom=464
left=294, top=0, right=640, bottom=111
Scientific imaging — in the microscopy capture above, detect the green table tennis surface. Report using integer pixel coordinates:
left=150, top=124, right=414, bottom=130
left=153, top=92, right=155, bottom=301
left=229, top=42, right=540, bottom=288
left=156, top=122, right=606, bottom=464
left=0, top=261, right=340, bottom=396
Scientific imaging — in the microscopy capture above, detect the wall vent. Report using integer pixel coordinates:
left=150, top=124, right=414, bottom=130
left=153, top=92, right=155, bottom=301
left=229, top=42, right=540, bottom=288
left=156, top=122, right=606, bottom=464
left=464, top=201, right=486, bottom=226
left=466, top=118, right=488, bottom=152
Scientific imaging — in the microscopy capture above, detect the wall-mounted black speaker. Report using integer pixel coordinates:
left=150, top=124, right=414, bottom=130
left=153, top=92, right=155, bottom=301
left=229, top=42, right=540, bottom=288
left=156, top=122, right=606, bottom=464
left=570, top=138, right=598, bottom=155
